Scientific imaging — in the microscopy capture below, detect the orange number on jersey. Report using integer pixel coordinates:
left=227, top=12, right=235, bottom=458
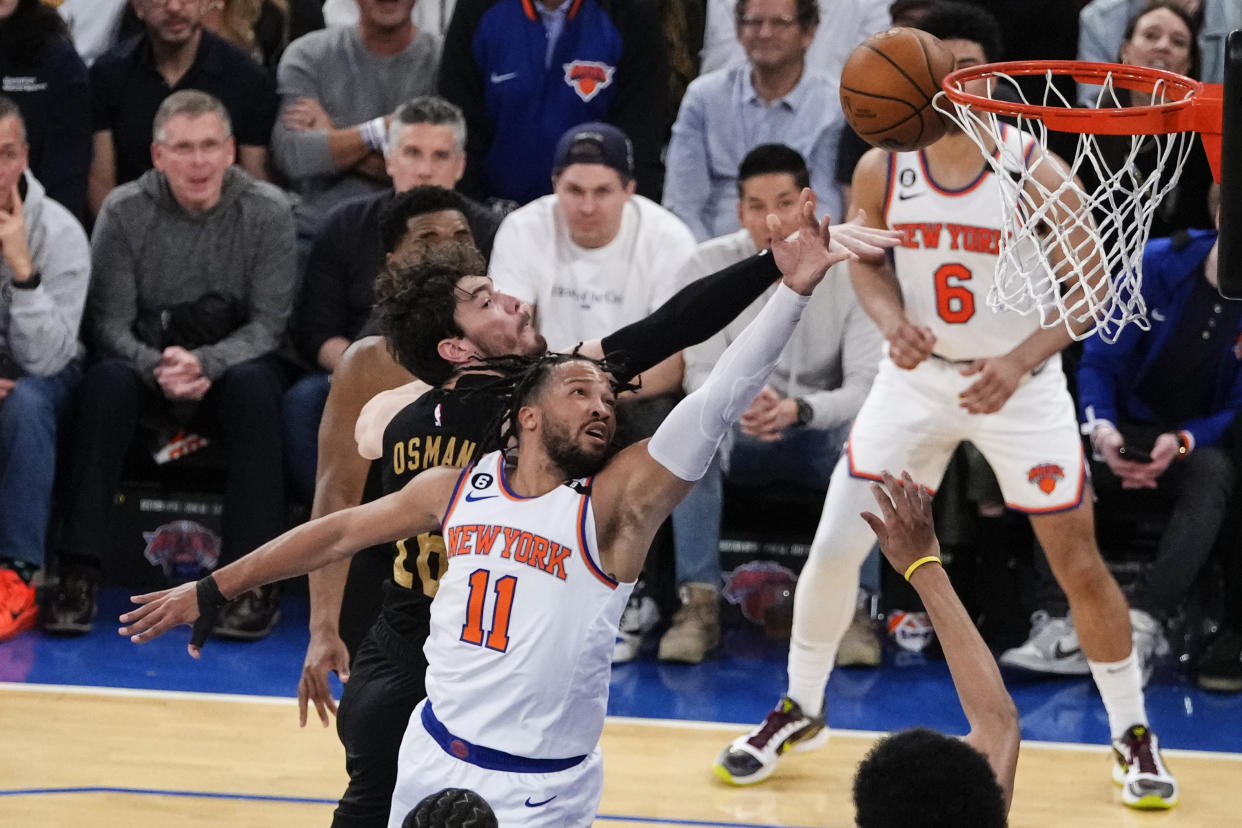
left=935, top=263, right=975, bottom=324
left=461, top=569, right=517, bottom=652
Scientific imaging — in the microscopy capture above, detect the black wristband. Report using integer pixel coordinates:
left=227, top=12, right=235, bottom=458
left=11, top=270, right=40, bottom=290
left=190, top=574, right=229, bottom=648
left=601, top=252, right=779, bottom=381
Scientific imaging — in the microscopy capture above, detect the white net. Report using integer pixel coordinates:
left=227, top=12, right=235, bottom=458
left=933, top=68, right=1199, bottom=342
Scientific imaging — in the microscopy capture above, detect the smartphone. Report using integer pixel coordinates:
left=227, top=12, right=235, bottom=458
left=1118, top=444, right=1152, bottom=463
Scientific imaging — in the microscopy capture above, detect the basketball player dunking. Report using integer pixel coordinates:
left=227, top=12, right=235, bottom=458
left=715, top=2, right=1178, bottom=811
left=120, top=192, right=849, bottom=826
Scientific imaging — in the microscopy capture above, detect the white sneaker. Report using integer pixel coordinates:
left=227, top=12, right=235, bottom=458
left=1130, top=609, right=1170, bottom=686
left=1112, top=724, right=1178, bottom=809
left=613, top=582, right=659, bottom=663
left=999, top=611, right=1090, bottom=675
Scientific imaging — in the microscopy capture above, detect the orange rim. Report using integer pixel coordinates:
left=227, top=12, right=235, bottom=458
left=940, top=59, right=1220, bottom=136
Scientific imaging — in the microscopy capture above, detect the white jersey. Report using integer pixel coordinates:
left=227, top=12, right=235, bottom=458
left=883, top=124, right=1047, bottom=361
left=423, top=451, right=633, bottom=759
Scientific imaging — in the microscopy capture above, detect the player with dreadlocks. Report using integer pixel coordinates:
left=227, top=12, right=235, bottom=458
left=120, top=190, right=849, bottom=825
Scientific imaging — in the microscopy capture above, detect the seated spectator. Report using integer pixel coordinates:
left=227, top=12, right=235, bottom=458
left=0, top=96, right=91, bottom=642
left=323, top=0, right=457, bottom=37
left=1082, top=2, right=1214, bottom=237
left=87, top=0, right=279, bottom=218
left=282, top=95, right=502, bottom=504
left=1197, top=425, right=1242, bottom=693
left=1002, top=193, right=1239, bottom=683
left=0, top=0, right=91, bottom=219
left=664, top=0, right=845, bottom=242
left=44, top=90, right=298, bottom=641
left=1079, top=0, right=1241, bottom=100
left=271, top=0, right=440, bottom=251
left=489, top=122, right=695, bottom=377
left=54, top=0, right=129, bottom=66
left=698, top=0, right=889, bottom=78
left=661, top=145, right=882, bottom=663
left=201, top=0, right=326, bottom=75
left=438, top=0, right=669, bottom=205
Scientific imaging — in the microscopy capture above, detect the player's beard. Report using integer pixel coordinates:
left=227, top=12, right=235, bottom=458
left=542, top=417, right=608, bottom=480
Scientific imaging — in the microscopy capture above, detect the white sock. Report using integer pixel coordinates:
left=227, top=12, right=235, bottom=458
left=785, top=461, right=878, bottom=718
left=1088, top=651, right=1148, bottom=740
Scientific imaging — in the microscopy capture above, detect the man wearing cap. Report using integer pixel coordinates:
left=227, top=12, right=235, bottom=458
left=489, top=122, right=696, bottom=373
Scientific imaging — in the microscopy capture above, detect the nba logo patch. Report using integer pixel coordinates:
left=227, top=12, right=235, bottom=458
left=1027, top=463, right=1065, bottom=494
left=563, top=60, right=614, bottom=102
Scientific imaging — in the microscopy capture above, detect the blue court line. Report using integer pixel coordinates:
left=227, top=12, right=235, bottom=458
left=0, top=786, right=823, bottom=827
left=0, top=787, right=337, bottom=805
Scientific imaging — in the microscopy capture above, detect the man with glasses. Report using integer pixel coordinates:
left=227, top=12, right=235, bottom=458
left=664, top=0, right=846, bottom=242
left=44, top=90, right=297, bottom=641
left=87, top=0, right=278, bottom=217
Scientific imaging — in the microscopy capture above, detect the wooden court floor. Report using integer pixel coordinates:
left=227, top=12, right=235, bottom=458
left=2, top=683, right=1239, bottom=827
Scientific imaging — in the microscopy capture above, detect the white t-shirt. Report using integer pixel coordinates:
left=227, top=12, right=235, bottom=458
left=56, top=0, right=129, bottom=66
left=489, top=194, right=697, bottom=351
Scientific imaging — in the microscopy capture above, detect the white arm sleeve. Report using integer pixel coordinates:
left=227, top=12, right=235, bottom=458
left=647, top=282, right=810, bottom=481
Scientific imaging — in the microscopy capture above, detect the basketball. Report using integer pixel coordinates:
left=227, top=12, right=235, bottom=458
left=839, top=27, right=957, bottom=152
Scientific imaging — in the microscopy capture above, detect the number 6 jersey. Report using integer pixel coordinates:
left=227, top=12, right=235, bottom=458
left=423, top=450, right=634, bottom=759
left=883, top=123, right=1049, bottom=360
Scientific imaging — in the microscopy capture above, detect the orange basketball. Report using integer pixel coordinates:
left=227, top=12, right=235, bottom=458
left=839, top=27, right=957, bottom=152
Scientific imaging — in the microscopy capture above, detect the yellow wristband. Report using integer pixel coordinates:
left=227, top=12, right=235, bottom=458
left=903, top=555, right=941, bottom=581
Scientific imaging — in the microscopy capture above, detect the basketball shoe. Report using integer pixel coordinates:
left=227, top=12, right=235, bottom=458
left=998, top=610, right=1090, bottom=675
left=714, top=696, right=829, bottom=785
left=0, top=564, right=38, bottom=641
left=1112, top=724, right=1178, bottom=809
left=1129, top=609, right=1170, bottom=686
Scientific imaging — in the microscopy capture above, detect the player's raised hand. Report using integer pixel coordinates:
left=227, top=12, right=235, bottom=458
left=884, top=316, right=936, bottom=369
left=859, top=470, right=939, bottom=578
left=299, top=629, right=351, bottom=727
left=828, top=210, right=903, bottom=263
left=769, top=188, right=852, bottom=295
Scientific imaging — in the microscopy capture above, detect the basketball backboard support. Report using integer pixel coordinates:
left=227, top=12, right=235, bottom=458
left=1217, top=30, right=1242, bottom=299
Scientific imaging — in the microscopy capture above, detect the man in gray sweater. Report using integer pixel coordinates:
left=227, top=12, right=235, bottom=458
left=656, top=145, right=882, bottom=665
left=0, top=96, right=91, bottom=642
left=44, top=90, right=297, bottom=641
left=271, top=0, right=441, bottom=252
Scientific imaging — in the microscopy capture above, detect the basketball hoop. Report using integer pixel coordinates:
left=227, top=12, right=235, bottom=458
left=933, top=60, right=1223, bottom=343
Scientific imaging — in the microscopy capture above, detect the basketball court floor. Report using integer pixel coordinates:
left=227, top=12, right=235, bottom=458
left=2, top=587, right=1240, bottom=826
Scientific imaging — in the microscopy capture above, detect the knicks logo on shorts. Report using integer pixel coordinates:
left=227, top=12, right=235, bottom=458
left=1232, top=332, right=1242, bottom=361
left=1027, top=463, right=1065, bottom=494
left=563, top=60, right=614, bottom=102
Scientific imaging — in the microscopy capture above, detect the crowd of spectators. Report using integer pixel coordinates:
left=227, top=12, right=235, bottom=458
left=0, top=0, right=1238, bottom=696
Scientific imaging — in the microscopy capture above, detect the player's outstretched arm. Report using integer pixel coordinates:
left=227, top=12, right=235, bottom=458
left=299, top=336, right=414, bottom=727
left=595, top=192, right=841, bottom=582
left=581, top=198, right=899, bottom=380
left=861, top=471, right=1019, bottom=811
left=119, top=467, right=460, bottom=658
left=847, top=148, right=935, bottom=369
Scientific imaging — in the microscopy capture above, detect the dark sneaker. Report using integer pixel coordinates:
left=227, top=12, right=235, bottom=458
left=0, top=566, right=38, bottom=641
left=41, top=568, right=99, bottom=635
left=1112, top=724, right=1178, bottom=809
left=714, top=696, right=829, bottom=785
left=1197, top=628, right=1242, bottom=693
left=212, top=585, right=281, bottom=641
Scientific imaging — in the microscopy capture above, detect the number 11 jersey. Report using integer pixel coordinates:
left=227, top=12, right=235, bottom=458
left=423, top=450, right=634, bottom=759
